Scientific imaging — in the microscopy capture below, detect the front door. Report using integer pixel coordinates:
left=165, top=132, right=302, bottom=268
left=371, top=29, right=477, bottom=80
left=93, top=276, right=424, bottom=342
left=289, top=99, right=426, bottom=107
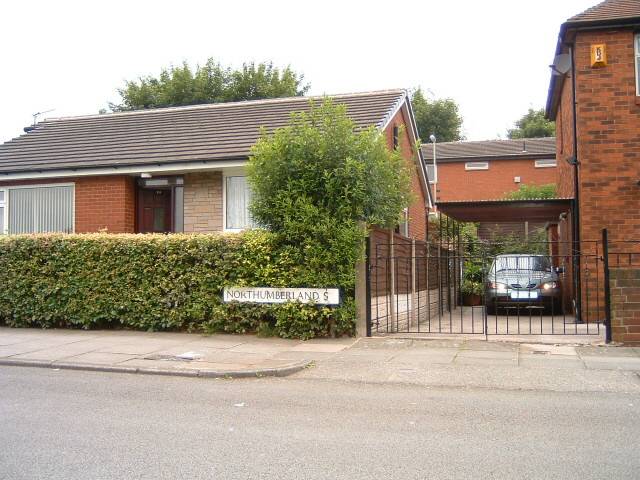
left=138, top=189, right=172, bottom=233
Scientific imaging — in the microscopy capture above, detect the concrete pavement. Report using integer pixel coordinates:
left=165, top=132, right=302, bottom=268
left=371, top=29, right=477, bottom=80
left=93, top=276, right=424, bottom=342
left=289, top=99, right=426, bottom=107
left=0, top=327, right=355, bottom=378
left=1, top=328, right=640, bottom=391
left=295, top=337, right=640, bottom=393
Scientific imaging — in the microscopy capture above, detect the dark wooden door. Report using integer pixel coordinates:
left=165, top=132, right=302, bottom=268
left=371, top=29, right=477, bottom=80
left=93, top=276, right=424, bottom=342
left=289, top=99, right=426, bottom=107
left=138, top=189, right=172, bottom=233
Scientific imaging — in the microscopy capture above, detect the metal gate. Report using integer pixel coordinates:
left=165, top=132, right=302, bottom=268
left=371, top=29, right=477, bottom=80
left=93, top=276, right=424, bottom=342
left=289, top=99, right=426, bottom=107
left=365, top=228, right=607, bottom=338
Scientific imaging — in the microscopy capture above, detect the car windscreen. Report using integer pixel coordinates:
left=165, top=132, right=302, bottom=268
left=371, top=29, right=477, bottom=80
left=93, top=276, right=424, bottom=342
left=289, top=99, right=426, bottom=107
left=491, top=256, right=551, bottom=272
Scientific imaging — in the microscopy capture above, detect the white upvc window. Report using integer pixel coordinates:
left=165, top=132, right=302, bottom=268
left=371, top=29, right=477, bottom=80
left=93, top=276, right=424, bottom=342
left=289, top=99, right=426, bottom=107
left=0, top=189, right=7, bottom=234
left=465, top=161, right=489, bottom=171
left=224, top=175, right=255, bottom=231
left=6, top=184, right=74, bottom=234
left=535, top=159, right=557, bottom=168
left=635, top=34, right=640, bottom=95
left=425, top=164, right=437, bottom=184
left=398, top=208, right=409, bottom=237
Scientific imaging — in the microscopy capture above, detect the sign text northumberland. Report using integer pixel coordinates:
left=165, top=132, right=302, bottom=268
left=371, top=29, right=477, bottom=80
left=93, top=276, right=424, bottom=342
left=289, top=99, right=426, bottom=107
left=223, top=287, right=340, bottom=305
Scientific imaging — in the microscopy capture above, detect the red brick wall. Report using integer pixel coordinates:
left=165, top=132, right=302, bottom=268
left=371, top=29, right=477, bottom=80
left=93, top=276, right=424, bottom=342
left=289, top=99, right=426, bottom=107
left=572, top=28, right=640, bottom=244
left=556, top=76, right=576, bottom=201
left=75, top=176, right=136, bottom=233
left=553, top=28, right=640, bottom=336
left=0, top=175, right=136, bottom=233
left=435, top=158, right=557, bottom=202
left=610, top=268, right=640, bottom=345
left=383, top=106, right=428, bottom=240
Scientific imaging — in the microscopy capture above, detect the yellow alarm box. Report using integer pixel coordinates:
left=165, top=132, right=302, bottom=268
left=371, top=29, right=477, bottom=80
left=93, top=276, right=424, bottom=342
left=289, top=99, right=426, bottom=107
left=591, top=44, right=607, bottom=67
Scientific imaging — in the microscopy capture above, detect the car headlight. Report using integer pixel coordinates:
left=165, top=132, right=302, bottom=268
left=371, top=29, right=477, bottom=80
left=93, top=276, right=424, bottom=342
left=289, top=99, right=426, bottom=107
left=489, top=282, right=508, bottom=293
left=542, top=282, right=557, bottom=290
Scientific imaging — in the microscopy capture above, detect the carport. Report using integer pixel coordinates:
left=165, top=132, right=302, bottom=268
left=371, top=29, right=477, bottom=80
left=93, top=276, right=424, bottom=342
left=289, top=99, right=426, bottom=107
left=365, top=197, right=606, bottom=340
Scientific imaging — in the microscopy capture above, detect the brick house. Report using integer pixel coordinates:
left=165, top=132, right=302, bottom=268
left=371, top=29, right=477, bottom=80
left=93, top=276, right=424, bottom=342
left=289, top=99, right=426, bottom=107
left=0, top=90, right=431, bottom=240
left=421, top=137, right=558, bottom=239
left=546, top=0, right=640, bottom=343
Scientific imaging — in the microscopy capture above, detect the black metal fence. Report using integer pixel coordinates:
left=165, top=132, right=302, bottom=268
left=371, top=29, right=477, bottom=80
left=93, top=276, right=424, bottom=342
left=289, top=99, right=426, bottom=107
left=366, top=232, right=606, bottom=338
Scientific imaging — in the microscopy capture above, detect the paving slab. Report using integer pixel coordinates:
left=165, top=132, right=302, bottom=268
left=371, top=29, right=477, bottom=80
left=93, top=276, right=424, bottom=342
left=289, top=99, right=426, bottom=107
left=62, top=352, right=138, bottom=365
left=581, top=356, right=640, bottom=371
left=290, top=343, right=348, bottom=353
left=390, top=349, right=457, bottom=365
left=520, top=344, right=578, bottom=356
left=228, top=343, right=296, bottom=354
left=0, top=340, right=85, bottom=358
left=460, top=340, right=519, bottom=352
left=8, top=342, right=107, bottom=362
left=455, top=349, right=518, bottom=360
left=576, top=346, right=640, bottom=357
left=519, top=354, right=585, bottom=369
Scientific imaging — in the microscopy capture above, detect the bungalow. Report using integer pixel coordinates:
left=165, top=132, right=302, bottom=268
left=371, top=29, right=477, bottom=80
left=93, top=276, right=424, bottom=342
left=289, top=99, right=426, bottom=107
left=0, top=90, right=431, bottom=239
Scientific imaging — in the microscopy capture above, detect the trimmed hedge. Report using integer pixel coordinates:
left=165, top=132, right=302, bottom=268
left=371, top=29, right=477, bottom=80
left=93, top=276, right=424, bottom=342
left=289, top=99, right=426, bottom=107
left=0, top=231, right=356, bottom=339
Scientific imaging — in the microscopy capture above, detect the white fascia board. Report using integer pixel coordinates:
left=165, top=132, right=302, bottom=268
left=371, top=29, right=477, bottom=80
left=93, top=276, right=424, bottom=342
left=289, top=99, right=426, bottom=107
left=403, top=99, right=433, bottom=209
left=379, top=90, right=408, bottom=132
left=0, top=159, right=248, bottom=181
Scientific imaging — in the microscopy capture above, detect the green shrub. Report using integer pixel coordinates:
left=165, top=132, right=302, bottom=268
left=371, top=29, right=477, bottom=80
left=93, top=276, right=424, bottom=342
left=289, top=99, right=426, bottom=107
left=504, top=183, right=557, bottom=200
left=244, top=100, right=412, bottom=337
left=0, top=231, right=353, bottom=339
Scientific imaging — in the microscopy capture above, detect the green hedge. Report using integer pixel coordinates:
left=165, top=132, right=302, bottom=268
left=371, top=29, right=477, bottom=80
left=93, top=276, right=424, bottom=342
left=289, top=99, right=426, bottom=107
left=0, top=231, right=356, bottom=339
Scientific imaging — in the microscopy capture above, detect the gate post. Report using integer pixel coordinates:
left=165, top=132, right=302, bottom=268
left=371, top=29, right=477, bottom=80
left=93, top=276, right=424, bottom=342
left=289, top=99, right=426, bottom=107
left=602, top=228, right=612, bottom=343
left=355, top=231, right=371, bottom=337
left=365, top=235, right=372, bottom=337
left=389, top=229, right=396, bottom=333
left=411, top=238, right=416, bottom=329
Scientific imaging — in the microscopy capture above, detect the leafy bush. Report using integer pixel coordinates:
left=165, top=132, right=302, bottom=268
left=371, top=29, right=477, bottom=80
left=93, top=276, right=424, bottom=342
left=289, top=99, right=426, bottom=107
left=246, top=99, right=412, bottom=336
left=247, top=99, right=412, bottom=231
left=0, top=231, right=354, bottom=339
left=504, top=183, right=557, bottom=200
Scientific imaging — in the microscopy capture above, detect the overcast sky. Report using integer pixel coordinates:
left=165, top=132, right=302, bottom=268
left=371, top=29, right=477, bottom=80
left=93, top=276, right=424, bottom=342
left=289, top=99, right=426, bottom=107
left=1, top=0, right=595, bottom=143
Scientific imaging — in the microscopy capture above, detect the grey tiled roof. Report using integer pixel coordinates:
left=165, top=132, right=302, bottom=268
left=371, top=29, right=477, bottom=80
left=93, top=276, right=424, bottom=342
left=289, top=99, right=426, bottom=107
left=420, top=137, right=556, bottom=162
left=0, top=90, right=406, bottom=174
left=567, top=0, right=640, bottom=24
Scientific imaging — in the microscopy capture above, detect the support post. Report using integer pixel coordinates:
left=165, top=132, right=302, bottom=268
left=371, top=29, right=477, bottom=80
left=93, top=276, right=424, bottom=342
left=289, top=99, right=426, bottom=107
left=355, top=232, right=370, bottom=337
left=411, top=238, right=416, bottom=329
left=389, top=229, right=396, bottom=333
left=602, top=228, right=612, bottom=343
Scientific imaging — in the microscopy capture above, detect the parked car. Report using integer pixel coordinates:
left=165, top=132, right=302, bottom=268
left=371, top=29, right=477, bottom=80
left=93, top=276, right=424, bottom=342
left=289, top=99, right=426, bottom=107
left=485, top=254, right=562, bottom=314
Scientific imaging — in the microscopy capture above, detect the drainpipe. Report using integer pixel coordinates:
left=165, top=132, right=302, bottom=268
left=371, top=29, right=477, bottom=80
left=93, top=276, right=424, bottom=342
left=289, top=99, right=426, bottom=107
left=569, top=43, right=582, bottom=322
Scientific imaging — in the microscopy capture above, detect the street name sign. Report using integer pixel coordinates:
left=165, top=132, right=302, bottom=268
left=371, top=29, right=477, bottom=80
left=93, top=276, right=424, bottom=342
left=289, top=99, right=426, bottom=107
left=223, top=287, right=340, bottom=305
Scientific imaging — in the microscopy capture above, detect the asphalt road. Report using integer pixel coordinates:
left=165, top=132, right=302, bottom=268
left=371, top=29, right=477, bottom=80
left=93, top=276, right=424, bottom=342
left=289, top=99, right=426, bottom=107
left=1, top=366, right=638, bottom=480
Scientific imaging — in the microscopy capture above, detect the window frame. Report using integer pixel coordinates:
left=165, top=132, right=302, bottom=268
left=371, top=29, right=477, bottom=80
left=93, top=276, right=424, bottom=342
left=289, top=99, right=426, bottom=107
left=5, top=182, right=75, bottom=234
left=534, top=159, right=557, bottom=168
left=465, top=161, right=489, bottom=171
left=222, top=173, right=254, bottom=233
left=396, top=208, right=410, bottom=237
left=425, top=163, right=437, bottom=184
left=0, top=188, right=7, bottom=234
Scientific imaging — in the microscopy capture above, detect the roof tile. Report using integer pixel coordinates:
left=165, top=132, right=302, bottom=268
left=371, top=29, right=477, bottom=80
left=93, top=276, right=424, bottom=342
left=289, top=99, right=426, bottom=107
left=567, top=0, right=640, bottom=24
left=421, top=137, right=556, bottom=161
